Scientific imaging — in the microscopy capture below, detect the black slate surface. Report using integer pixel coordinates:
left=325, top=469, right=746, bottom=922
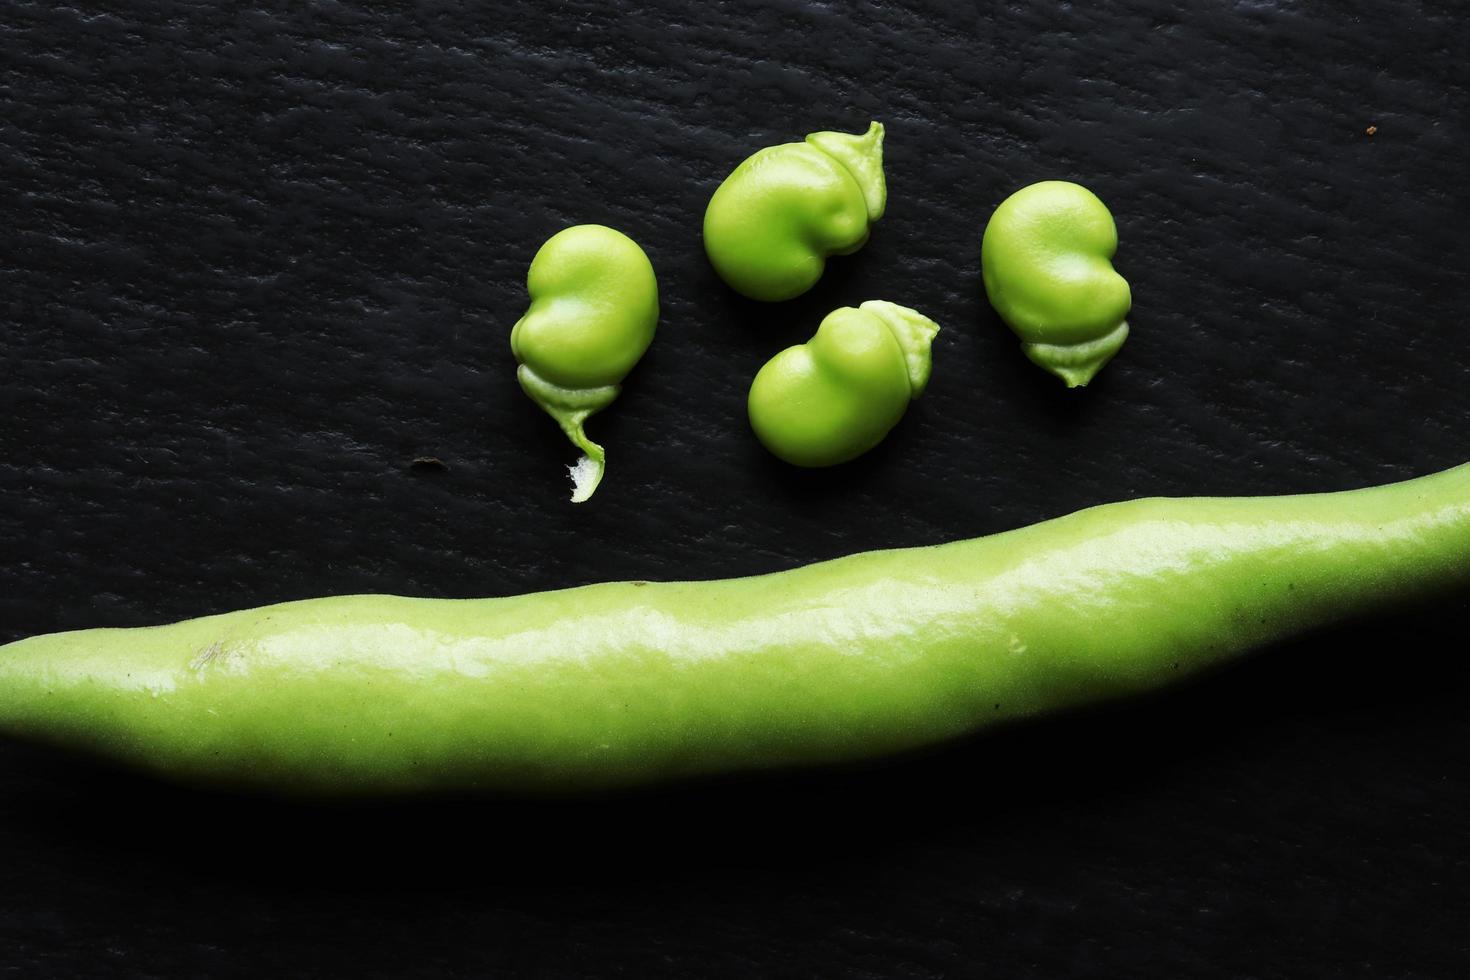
left=3, top=1, right=1469, bottom=976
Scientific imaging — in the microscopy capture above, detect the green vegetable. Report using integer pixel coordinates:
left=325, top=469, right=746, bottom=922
left=703, top=122, right=886, bottom=302
left=748, top=300, right=939, bottom=467
left=510, top=224, right=659, bottom=502
left=981, top=181, right=1132, bottom=387
left=4, top=463, right=1468, bottom=797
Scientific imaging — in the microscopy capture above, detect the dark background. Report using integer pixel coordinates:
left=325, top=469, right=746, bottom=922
left=3, top=0, right=1469, bottom=976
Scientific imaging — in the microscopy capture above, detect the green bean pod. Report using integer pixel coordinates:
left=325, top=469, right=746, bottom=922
left=510, top=224, right=659, bottom=502
left=3, top=464, right=1469, bottom=796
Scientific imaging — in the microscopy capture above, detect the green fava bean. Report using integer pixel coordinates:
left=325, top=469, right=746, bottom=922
left=748, top=301, right=939, bottom=467
left=981, top=181, right=1132, bottom=387
left=3, top=463, right=1469, bottom=796
left=704, top=122, right=886, bottom=302
left=510, top=224, right=658, bottom=502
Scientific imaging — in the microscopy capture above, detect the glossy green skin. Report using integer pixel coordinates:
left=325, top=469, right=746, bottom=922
left=3, top=464, right=1468, bottom=797
left=704, top=122, right=886, bottom=302
left=981, top=181, right=1132, bottom=387
left=748, top=301, right=940, bottom=467
left=510, top=224, right=659, bottom=502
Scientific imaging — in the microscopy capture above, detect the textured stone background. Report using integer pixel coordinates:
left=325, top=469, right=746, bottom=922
left=2, top=0, right=1468, bottom=976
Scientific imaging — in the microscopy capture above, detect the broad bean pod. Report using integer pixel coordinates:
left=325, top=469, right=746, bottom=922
left=3, top=464, right=1467, bottom=796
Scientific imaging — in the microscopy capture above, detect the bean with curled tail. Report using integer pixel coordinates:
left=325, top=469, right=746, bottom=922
left=510, top=224, right=659, bottom=502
